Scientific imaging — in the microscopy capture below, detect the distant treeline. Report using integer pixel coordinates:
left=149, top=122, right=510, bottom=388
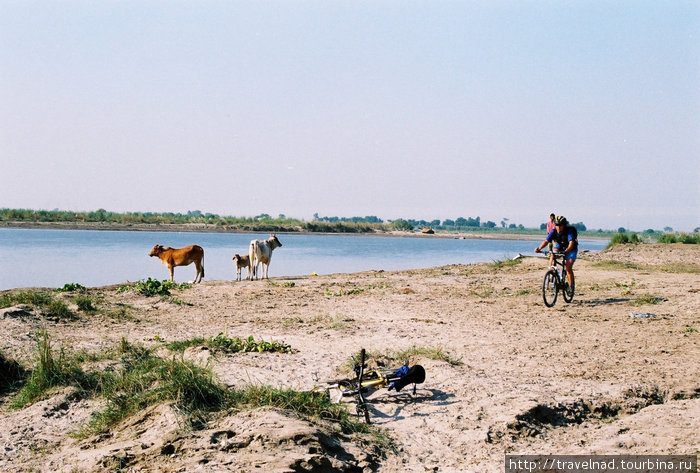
left=1, top=208, right=554, bottom=233
left=0, top=208, right=382, bottom=233
left=5, top=208, right=687, bottom=236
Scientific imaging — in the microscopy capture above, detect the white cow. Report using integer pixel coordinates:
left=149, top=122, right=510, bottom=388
left=248, top=234, right=283, bottom=280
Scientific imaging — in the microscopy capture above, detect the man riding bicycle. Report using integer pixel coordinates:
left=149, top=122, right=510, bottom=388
left=535, top=215, right=578, bottom=289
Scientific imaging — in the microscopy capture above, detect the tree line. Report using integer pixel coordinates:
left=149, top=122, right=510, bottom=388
left=1, top=208, right=591, bottom=233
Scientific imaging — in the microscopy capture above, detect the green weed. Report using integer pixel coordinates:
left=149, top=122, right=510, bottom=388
left=165, top=333, right=294, bottom=354
left=117, top=278, right=192, bottom=297
left=55, top=283, right=87, bottom=293
left=632, top=293, right=665, bottom=306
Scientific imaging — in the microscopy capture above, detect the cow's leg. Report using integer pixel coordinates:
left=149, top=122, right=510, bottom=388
left=168, top=265, right=175, bottom=282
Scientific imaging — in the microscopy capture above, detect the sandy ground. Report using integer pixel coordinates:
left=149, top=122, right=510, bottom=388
left=1, top=243, right=698, bottom=472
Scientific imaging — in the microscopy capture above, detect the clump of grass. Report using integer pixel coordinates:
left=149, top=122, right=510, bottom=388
left=228, top=385, right=366, bottom=433
left=0, top=290, right=75, bottom=320
left=75, top=295, right=97, bottom=312
left=79, top=341, right=228, bottom=436
left=488, top=258, right=522, bottom=269
left=387, top=345, right=462, bottom=366
left=0, top=290, right=53, bottom=309
left=325, top=287, right=365, bottom=296
left=593, top=260, right=643, bottom=271
left=117, top=278, right=192, bottom=297
left=43, top=299, right=74, bottom=320
left=348, top=346, right=461, bottom=372
left=632, top=293, right=665, bottom=306
left=11, top=330, right=100, bottom=408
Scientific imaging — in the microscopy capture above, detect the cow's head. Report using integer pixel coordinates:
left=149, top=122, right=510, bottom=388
left=269, top=234, right=282, bottom=248
left=149, top=245, right=164, bottom=257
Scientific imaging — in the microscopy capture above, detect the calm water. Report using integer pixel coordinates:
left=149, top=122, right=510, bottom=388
left=0, top=228, right=608, bottom=290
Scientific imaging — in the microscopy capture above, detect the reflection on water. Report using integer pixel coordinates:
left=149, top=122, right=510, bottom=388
left=0, top=228, right=608, bottom=290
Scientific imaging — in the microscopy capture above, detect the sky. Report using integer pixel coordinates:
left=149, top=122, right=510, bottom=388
left=1, top=1, right=698, bottom=232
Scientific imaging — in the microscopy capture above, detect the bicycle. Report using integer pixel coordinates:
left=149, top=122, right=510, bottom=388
left=541, top=251, right=575, bottom=307
left=315, top=348, right=426, bottom=424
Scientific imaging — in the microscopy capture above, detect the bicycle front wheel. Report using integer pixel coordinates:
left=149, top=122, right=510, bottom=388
left=562, top=278, right=575, bottom=303
left=542, top=270, right=559, bottom=307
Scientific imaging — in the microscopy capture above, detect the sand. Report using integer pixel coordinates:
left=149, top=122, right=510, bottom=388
left=1, top=243, right=698, bottom=472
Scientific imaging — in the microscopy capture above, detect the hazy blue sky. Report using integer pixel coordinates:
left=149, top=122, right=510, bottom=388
left=1, top=1, right=698, bottom=231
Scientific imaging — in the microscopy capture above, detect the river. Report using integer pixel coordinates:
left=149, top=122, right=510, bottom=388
left=0, top=228, right=608, bottom=290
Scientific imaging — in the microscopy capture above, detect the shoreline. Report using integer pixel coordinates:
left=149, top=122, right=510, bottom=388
left=0, top=220, right=603, bottom=241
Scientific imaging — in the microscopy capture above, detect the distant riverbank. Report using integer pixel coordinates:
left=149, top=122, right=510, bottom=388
left=0, top=220, right=563, bottom=241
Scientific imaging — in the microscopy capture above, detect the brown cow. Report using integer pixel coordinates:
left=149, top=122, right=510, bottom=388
left=232, top=253, right=250, bottom=281
left=149, top=244, right=204, bottom=283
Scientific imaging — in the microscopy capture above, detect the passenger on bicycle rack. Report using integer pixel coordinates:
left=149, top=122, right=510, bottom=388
left=534, top=215, right=578, bottom=289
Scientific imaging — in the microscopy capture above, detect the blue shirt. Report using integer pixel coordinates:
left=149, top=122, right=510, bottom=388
left=546, top=226, right=578, bottom=251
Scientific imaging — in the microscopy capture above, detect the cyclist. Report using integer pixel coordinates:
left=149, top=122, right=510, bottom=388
left=535, top=216, right=578, bottom=289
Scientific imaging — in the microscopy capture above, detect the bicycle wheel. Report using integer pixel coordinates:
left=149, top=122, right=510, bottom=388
left=562, top=277, right=575, bottom=303
left=542, top=270, right=559, bottom=307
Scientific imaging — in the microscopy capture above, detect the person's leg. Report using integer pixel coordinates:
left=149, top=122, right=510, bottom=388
left=565, top=260, right=574, bottom=287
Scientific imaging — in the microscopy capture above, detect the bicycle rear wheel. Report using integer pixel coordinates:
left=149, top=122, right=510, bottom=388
left=542, top=270, right=559, bottom=307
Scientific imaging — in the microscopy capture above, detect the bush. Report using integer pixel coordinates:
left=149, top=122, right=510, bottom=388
left=606, top=233, right=641, bottom=249
left=75, top=295, right=97, bottom=312
left=43, top=299, right=74, bottom=320
left=55, top=283, right=86, bottom=293
left=679, top=233, right=700, bottom=244
left=657, top=233, right=677, bottom=244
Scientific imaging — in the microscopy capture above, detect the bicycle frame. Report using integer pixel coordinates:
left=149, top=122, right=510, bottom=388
left=318, top=349, right=426, bottom=424
left=542, top=251, right=574, bottom=307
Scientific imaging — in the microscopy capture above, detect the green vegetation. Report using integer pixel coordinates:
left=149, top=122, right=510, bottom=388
left=632, top=294, right=665, bottom=306
left=359, top=345, right=461, bottom=369
left=7, top=333, right=366, bottom=440
left=11, top=330, right=102, bottom=408
left=0, top=289, right=53, bottom=308
left=606, top=232, right=644, bottom=248
left=488, top=257, right=522, bottom=269
left=74, top=295, right=97, bottom=312
left=117, top=278, right=192, bottom=297
left=164, top=333, right=294, bottom=354
left=657, top=232, right=700, bottom=244
left=0, top=289, right=75, bottom=320
left=55, top=283, right=87, bottom=293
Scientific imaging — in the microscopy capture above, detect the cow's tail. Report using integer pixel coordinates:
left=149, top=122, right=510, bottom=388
left=201, top=252, right=205, bottom=280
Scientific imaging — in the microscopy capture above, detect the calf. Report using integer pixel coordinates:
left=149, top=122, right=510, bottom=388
left=248, top=234, right=282, bottom=280
left=232, top=253, right=251, bottom=281
left=149, top=244, right=204, bottom=283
